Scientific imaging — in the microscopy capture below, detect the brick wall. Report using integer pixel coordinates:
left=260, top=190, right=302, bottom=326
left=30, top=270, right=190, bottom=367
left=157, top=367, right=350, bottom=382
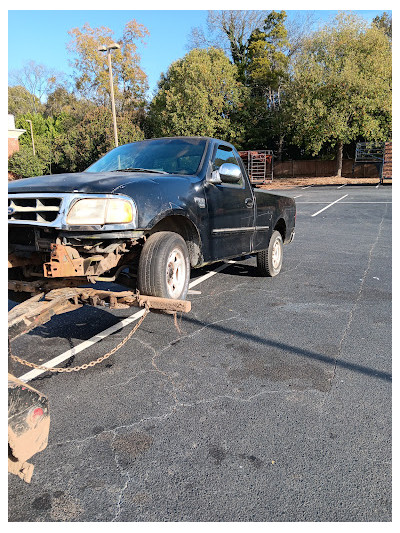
left=8, top=138, right=20, bottom=158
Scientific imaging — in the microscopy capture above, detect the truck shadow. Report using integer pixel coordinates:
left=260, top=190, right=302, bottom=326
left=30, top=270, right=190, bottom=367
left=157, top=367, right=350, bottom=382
left=180, top=315, right=392, bottom=383
left=15, top=303, right=392, bottom=386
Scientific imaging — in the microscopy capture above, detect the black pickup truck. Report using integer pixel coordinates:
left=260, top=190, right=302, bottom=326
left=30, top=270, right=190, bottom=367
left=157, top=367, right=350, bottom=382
left=8, top=137, right=295, bottom=300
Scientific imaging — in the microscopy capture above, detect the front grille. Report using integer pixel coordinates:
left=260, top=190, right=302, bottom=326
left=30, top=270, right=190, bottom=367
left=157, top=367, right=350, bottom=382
left=8, top=196, right=62, bottom=223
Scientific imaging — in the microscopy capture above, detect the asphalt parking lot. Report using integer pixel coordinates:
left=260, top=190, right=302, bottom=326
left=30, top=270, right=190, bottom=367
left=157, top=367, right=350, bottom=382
left=8, top=184, right=392, bottom=522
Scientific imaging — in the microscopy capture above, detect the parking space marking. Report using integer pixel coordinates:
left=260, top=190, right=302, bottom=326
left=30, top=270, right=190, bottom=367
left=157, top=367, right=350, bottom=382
left=337, top=184, right=346, bottom=189
left=293, top=194, right=302, bottom=199
left=376, top=184, right=380, bottom=188
left=188, top=260, right=235, bottom=289
left=311, top=194, right=348, bottom=217
left=297, top=201, right=391, bottom=204
left=18, top=261, right=236, bottom=383
left=302, top=185, right=312, bottom=189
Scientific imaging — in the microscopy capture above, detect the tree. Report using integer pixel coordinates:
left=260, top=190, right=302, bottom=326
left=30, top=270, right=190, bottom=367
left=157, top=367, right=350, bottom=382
left=247, top=11, right=289, bottom=108
left=8, top=86, right=44, bottom=116
left=148, top=48, right=247, bottom=143
left=187, top=10, right=271, bottom=81
left=67, top=20, right=149, bottom=111
left=13, top=113, right=58, bottom=175
left=283, top=12, right=392, bottom=176
left=44, top=87, right=80, bottom=117
left=229, top=11, right=291, bottom=155
left=52, top=106, right=144, bottom=173
left=9, top=61, right=62, bottom=112
left=372, top=12, right=392, bottom=41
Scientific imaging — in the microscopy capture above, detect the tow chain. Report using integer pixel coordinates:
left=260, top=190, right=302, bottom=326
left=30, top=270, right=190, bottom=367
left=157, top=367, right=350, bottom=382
left=9, top=306, right=150, bottom=374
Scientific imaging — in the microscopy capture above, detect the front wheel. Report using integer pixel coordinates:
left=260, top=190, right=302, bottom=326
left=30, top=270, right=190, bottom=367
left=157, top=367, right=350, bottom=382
left=256, top=230, right=283, bottom=277
left=137, top=231, right=190, bottom=300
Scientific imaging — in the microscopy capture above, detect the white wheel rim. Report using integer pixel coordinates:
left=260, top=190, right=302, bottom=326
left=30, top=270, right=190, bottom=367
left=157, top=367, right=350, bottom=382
left=166, top=248, right=186, bottom=298
left=272, top=239, right=282, bottom=270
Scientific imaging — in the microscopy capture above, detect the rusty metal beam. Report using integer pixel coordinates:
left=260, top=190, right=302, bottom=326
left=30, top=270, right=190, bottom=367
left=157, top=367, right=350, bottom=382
left=8, top=288, right=191, bottom=341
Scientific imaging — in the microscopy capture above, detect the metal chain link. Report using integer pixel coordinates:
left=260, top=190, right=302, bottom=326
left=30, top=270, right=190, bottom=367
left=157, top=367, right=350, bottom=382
left=10, top=306, right=150, bottom=373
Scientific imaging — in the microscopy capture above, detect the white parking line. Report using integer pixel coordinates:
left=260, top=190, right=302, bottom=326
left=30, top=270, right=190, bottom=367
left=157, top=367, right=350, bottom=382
left=311, top=194, right=348, bottom=217
left=297, top=201, right=391, bottom=204
left=18, top=261, right=236, bottom=382
left=188, top=260, right=235, bottom=289
left=337, top=184, right=346, bottom=189
left=376, top=184, right=380, bottom=188
left=293, top=195, right=302, bottom=199
left=302, top=185, right=312, bottom=189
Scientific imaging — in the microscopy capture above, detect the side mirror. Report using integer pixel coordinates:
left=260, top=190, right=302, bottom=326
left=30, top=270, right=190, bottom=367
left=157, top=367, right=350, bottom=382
left=218, top=163, right=242, bottom=184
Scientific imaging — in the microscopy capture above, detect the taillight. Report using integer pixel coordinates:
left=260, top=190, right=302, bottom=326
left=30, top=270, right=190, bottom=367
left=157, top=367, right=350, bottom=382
left=29, top=407, right=45, bottom=425
left=32, top=408, right=44, bottom=419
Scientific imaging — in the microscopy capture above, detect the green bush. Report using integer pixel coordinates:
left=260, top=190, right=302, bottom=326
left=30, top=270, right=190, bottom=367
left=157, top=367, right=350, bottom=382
left=8, top=147, right=47, bottom=178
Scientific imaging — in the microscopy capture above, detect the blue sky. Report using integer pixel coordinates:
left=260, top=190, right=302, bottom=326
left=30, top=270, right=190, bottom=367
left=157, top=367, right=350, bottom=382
left=8, top=8, right=389, bottom=98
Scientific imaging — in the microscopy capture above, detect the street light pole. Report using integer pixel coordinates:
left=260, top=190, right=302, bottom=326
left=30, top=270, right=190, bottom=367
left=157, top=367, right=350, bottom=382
left=98, top=43, right=120, bottom=148
left=26, top=119, right=35, bottom=156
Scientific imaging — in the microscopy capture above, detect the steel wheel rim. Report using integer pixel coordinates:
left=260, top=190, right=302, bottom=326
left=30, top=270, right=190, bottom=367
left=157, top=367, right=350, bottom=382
left=166, top=248, right=186, bottom=298
left=272, top=239, right=282, bottom=270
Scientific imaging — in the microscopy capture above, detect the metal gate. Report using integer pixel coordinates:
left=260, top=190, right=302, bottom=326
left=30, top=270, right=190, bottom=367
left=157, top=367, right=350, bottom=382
left=239, top=150, right=274, bottom=184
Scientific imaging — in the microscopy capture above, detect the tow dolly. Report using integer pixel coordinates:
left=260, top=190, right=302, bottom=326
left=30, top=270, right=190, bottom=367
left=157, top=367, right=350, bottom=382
left=8, top=282, right=190, bottom=482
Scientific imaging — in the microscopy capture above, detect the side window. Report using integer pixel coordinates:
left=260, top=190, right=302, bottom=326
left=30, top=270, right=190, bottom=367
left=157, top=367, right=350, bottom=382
left=213, top=145, right=243, bottom=187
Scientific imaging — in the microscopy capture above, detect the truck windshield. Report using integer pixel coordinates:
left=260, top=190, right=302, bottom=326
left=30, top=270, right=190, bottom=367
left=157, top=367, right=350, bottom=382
left=85, top=138, right=207, bottom=176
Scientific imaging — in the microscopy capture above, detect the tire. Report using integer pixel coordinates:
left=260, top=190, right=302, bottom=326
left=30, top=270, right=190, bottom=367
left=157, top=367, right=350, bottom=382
left=137, top=231, right=190, bottom=300
left=256, top=230, right=283, bottom=277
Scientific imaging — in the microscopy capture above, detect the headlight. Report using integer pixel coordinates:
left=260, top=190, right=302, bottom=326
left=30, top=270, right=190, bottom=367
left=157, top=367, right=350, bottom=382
left=66, top=198, right=133, bottom=225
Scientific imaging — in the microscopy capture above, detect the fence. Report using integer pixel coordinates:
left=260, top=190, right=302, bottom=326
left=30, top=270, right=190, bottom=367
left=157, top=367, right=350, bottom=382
left=383, top=142, right=392, bottom=179
left=273, top=159, right=381, bottom=178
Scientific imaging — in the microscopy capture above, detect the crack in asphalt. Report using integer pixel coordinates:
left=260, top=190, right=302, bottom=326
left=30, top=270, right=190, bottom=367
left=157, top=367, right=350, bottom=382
left=111, top=444, right=131, bottom=522
left=326, top=204, right=388, bottom=394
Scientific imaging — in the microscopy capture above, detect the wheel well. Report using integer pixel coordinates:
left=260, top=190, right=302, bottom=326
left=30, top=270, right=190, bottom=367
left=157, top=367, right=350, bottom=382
left=274, top=218, right=286, bottom=241
left=148, top=215, right=202, bottom=267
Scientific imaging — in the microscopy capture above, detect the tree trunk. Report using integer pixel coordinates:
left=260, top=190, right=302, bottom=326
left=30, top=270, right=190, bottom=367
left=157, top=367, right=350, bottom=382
left=335, top=141, right=343, bottom=177
left=277, top=135, right=284, bottom=162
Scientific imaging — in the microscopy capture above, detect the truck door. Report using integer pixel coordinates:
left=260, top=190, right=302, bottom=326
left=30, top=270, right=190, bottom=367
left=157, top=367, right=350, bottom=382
left=205, top=143, right=255, bottom=260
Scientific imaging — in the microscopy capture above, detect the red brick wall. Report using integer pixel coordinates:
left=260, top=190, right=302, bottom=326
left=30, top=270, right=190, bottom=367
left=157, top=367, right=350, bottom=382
left=8, top=138, right=20, bottom=158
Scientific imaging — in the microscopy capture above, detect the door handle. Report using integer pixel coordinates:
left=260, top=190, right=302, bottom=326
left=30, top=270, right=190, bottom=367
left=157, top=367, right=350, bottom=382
left=245, top=198, right=253, bottom=208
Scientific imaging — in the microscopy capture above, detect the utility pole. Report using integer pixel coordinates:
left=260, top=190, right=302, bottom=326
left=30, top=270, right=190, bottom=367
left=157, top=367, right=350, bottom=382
left=98, top=43, right=120, bottom=148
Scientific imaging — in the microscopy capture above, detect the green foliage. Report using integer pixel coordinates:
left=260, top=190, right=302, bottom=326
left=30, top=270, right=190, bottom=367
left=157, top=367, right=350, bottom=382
left=372, top=12, right=392, bottom=41
left=44, top=87, right=80, bottom=117
left=8, top=12, right=393, bottom=174
left=52, top=106, right=144, bottom=172
left=228, top=11, right=291, bottom=153
left=8, top=145, right=48, bottom=178
left=68, top=20, right=149, bottom=112
left=148, top=48, right=247, bottom=143
left=283, top=13, right=392, bottom=162
left=247, top=11, right=289, bottom=91
left=8, top=86, right=44, bottom=116
left=16, top=113, right=56, bottom=145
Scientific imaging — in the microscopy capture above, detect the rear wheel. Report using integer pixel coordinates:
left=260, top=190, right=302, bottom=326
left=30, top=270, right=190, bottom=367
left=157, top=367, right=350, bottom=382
left=137, top=231, right=190, bottom=300
left=256, top=230, right=283, bottom=277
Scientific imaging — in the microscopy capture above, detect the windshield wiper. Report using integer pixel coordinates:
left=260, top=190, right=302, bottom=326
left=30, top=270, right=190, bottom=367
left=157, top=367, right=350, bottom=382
left=111, top=168, right=169, bottom=174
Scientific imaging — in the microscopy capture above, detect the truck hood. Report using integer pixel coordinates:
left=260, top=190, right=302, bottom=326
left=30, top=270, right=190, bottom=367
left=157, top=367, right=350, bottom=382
left=8, top=171, right=189, bottom=194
